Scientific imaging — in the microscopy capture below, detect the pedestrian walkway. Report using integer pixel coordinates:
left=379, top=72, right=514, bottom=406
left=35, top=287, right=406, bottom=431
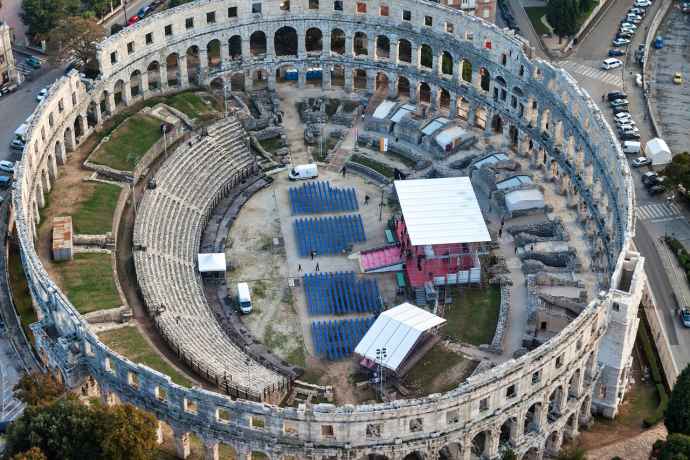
left=636, top=203, right=682, bottom=223
left=560, top=61, right=623, bottom=87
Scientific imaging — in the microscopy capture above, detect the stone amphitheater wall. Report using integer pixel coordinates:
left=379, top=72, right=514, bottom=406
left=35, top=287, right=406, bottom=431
left=11, top=1, right=646, bottom=459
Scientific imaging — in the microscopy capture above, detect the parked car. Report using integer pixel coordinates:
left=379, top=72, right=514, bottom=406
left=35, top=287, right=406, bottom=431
left=635, top=0, right=652, bottom=7
left=25, top=56, right=41, bottom=69
left=0, top=161, right=15, bottom=174
left=127, top=15, right=140, bottom=25
left=610, top=98, right=629, bottom=107
left=618, top=125, right=639, bottom=134
left=614, top=111, right=632, bottom=121
left=36, top=88, right=48, bottom=102
left=648, top=185, right=666, bottom=195
left=608, top=91, right=627, bottom=101
left=674, top=72, right=683, bottom=84
left=620, top=131, right=641, bottom=140
left=627, top=14, right=642, bottom=22
left=620, top=22, right=638, bottom=30
left=613, top=38, right=631, bottom=46
left=608, top=49, right=625, bottom=57
left=613, top=106, right=630, bottom=115
left=618, top=29, right=635, bottom=37
left=602, top=58, right=623, bottom=70
left=9, top=139, right=25, bottom=151
left=631, top=156, right=651, bottom=167
left=680, top=308, right=690, bottom=328
left=642, top=171, right=658, bottom=184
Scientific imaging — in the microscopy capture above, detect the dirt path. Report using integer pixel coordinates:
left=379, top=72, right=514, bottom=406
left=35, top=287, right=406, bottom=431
left=276, top=86, right=312, bottom=165
left=585, top=424, right=666, bottom=460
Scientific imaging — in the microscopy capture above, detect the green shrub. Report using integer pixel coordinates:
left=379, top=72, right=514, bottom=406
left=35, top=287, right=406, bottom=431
left=638, top=318, right=670, bottom=427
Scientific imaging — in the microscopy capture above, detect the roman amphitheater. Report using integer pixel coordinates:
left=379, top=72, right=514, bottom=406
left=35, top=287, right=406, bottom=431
left=10, top=0, right=648, bottom=459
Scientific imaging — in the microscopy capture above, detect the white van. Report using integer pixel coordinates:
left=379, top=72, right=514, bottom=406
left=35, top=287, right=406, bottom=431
left=237, top=282, right=252, bottom=314
left=601, top=58, right=623, bottom=70
left=622, top=141, right=641, bottom=154
left=288, top=163, right=318, bottom=181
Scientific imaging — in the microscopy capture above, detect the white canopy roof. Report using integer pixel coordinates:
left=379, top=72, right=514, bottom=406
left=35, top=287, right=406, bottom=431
left=372, top=100, right=396, bottom=120
left=505, top=188, right=545, bottom=213
left=391, top=104, right=415, bottom=123
left=395, top=177, right=491, bottom=246
left=197, top=253, right=227, bottom=272
left=354, top=303, right=446, bottom=371
left=645, top=138, right=672, bottom=166
left=435, top=126, right=468, bottom=148
left=422, top=117, right=449, bottom=135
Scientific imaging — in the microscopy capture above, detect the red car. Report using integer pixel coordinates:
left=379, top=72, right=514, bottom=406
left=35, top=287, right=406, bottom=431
left=127, top=15, right=140, bottom=26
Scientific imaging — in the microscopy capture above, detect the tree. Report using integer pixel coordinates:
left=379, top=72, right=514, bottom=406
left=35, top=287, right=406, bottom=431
left=556, top=447, right=586, bottom=460
left=10, top=448, right=48, bottom=460
left=579, top=0, right=594, bottom=14
left=663, top=152, right=690, bottom=193
left=500, top=448, right=518, bottom=460
left=658, top=434, right=690, bottom=460
left=13, top=372, right=65, bottom=407
left=46, top=16, right=105, bottom=68
left=666, top=365, right=690, bottom=436
left=101, top=404, right=158, bottom=460
left=546, top=0, right=578, bottom=38
left=20, top=0, right=80, bottom=39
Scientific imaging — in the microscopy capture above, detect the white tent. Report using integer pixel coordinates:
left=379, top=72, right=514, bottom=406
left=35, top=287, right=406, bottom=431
left=197, top=253, right=227, bottom=272
left=505, top=188, right=545, bottom=213
left=394, top=177, right=491, bottom=246
left=354, top=303, right=446, bottom=372
left=645, top=138, right=672, bottom=166
left=372, top=100, right=396, bottom=120
left=434, top=126, right=470, bottom=150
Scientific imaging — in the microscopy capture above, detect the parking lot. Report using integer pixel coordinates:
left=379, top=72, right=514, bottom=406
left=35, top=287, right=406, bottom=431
left=651, top=7, right=690, bottom=154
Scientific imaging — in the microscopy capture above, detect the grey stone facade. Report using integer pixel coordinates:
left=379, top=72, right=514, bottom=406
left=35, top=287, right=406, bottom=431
left=10, top=1, right=645, bottom=459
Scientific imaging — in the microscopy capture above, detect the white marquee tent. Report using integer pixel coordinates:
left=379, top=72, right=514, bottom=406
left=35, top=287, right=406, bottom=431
left=197, top=253, right=227, bottom=272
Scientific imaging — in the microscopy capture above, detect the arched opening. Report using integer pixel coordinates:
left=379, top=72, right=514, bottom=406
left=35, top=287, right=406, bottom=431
left=403, top=453, right=424, bottom=460
left=209, top=77, right=224, bottom=93
left=397, top=76, right=410, bottom=98
left=63, top=126, right=74, bottom=152
left=305, top=28, right=323, bottom=53
left=250, top=451, right=270, bottom=460
left=250, top=31, right=267, bottom=56
left=87, top=101, right=99, bottom=128
left=55, top=140, right=64, bottom=161
left=361, top=455, right=390, bottom=460
left=491, top=114, right=503, bottom=134
left=475, top=106, right=487, bottom=129
left=331, top=64, right=345, bottom=87
left=99, top=91, right=110, bottom=115
left=499, top=417, right=517, bottom=448
left=207, top=39, right=221, bottom=70
left=470, top=431, right=489, bottom=460
left=461, top=59, right=472, bottom=82
left=376, top=35, right=390, bottom=59
left=306, top=66, right=322, bottom=87
left=480, top=67, right=490, bottom=91
left=276, top=64, right=298, bottom=85
left=522, top=447, right=540, bottom=460
left=147, top=61, right=160, bottom=91
left=253, top=69, right=268, bottom=90
left=418, top=82, right=431, bottom=104
left=548, top=386, right=564, bottom=419
left=420, top=44, right=433, bottom=68
left=275, top=26, right=298, bottom=56
left=331, top=28, right=345, bottom=54
left=524, top=402, right=542, bottom=434
left=354, top=32, right=368, bottom=55
left=585, top=351, right=596, bottom=380
left=73, top=115, right=84, bottom=139
left=229, top=35, right=242, bottom=60
left=456, top=97, right=469, bottom=120
left=398, top=39, right=412, bottom=63
left=353, top=69, right=367, bottom=90
left=185, top=46, right=200, bottom=85
left=113, top=80, right=125, bottom=106
left=165, top=53, right=179, bottom=87
left=230, top=72, right=245, bottom=92
left=375, top=73, right=389, bottom=93
left=129, top=70, right=141, bottom=97
left=566, top=413, right=576, bottom=431
left=441, top=51, right=453, bottom=75
left=509, top=125, right=519, bottom=147
left=580, top=395, right=592, bottom=422
left=439, top=88, right=450, bottom=110
left=545, top=431, right=561, bottom=455
left=438, top=443, right=462, bottom=460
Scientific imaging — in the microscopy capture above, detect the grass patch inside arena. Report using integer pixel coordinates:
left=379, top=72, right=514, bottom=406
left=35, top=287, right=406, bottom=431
left=144, top=91, right=220, bottom=119
left=71, top=182, right=121, bottom=234
left=98, top=326, right=192, bottom=387
left=403, top=343, right=472, bottom=394
left=350, top=154, right=394, bottom=178
left=444, top=286, right=501, bottom=346
left=54, top=253, right=120, bottom=314
left=89, top=114, right=162, bottom=171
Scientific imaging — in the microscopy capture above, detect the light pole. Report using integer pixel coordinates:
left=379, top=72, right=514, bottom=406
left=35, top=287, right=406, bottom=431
left=375, top=347, right=387, bottom=400
left=122, top=0, right=129, bottom=26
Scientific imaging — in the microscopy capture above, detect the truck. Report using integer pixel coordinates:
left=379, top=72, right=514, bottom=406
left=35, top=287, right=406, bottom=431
left=237, top=282, right=252, bottom=314
left=10, top=117, right=32, bottom=151
left=288, top=163, right=318, bottom=180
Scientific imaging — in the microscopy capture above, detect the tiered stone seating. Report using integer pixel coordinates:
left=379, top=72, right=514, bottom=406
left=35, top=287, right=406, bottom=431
left=133, top=116, right=284, bottom=399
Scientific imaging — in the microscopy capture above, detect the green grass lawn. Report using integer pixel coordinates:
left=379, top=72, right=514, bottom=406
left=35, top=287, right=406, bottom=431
left=404, top=344, right=466, bottom=393
left=259, top=137, right=284, bottom=153
left=71, top=182, right=121, bottom=235
left=7, top=243, right=37, bottom=335
left=145, top=91, right=220, bottom=119
left=350, top=154, right=394, bottom=178
left=89, top=114, right=162, bottom=171
left=54, top=253, right=120, bottom=314
left=99, top=326, right=192, bottom=387
left=525, top=7, right=551, bottom=36
left=444, top=286, right=501, bottom=346
left=576, top=0, right=599, bottom=28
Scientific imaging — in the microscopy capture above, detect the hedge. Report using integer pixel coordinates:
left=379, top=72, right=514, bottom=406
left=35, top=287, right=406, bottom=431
left=665, top=236, right=690, bottom=282
left=638, top=317, right=670, bottom=426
